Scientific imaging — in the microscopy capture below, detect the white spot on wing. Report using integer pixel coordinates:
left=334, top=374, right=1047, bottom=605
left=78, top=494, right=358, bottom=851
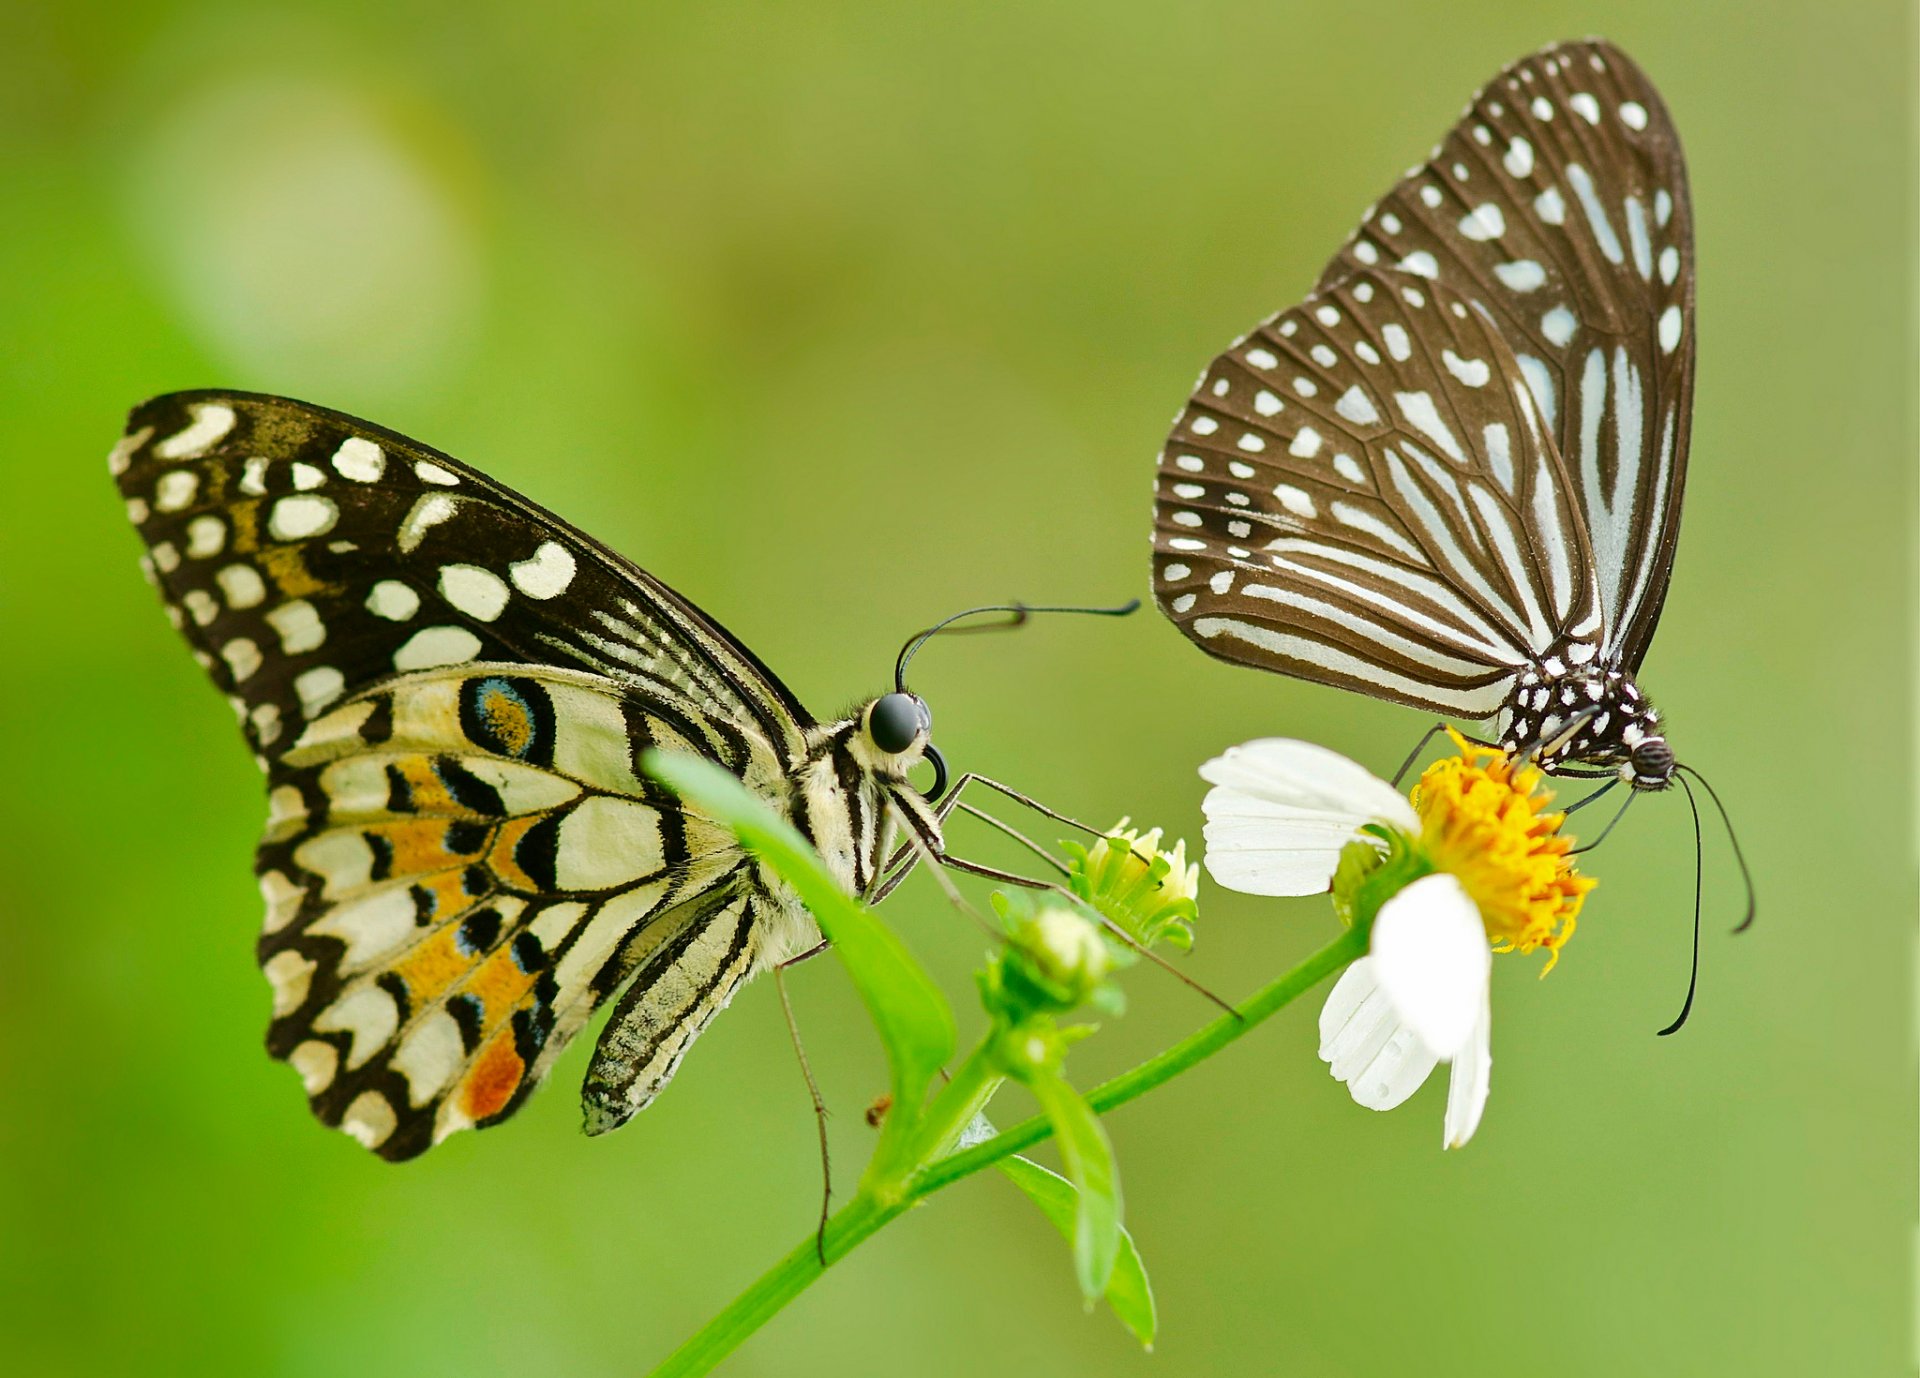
left=414, top=460, right=460, bottom=486
left=155, top=469, right=200, bottom=512
left=1503, top=138, right=1534, bottom=178
left=217, top=564, right=266, bottom=608
left=221, top=637, right=261, bottom=681
left=1620, top=101, right=1648, bottom=130
left=294, top=665, right=345, bottom=716
left=266, top=599, right=327, bottom=653
left=268, top=495, right=338, bottom=541
left=332, top=437, right=385, bottom=481
left=155, top=403, right=236, bottom=459
left=1442, top=350, right=1490, bottom=388
left=1273, top=485, right=1317, bottom=518
left=1335, top=386, right=1380, bottom=426
left=1458, top=204, right=1505, bottom=241
left=1382, top=324, right=1411, bottom=362
left=398, top=494, right=456, bottom=553
left=1494, top=259, right=1545, bottom=292
left=1541, top=306, right=1578, bottom=347
left=1659, top=305, right=1683, bottom=353
left=393, top=625, right=483, bottom=670
left=438, top=563, right=511, bottom=621
left=1534, top=187, right=1566, bottom=225
left=1397, top=250, right=1439, bottom=279
left=366, top=580, right=420, bottom=621
left=185, top=515, right=226, bottom=559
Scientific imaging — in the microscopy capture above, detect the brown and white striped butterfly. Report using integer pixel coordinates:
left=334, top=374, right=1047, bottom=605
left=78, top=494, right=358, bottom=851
left=111, top=391, right=959, bottom=1160
left=1153, top=37, right=1692, bottom=792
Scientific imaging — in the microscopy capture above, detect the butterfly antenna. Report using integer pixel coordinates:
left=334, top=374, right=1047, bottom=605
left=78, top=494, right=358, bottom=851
left=1656, top=771, right=1706, bottom=1036
left=894, top=599, right=1140, bottom=693
left=1677, top=763, right=1756, bottom=934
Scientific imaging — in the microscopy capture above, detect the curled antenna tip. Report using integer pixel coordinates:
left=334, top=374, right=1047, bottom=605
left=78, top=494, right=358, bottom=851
left=893, top=597, right=1141, bottom=692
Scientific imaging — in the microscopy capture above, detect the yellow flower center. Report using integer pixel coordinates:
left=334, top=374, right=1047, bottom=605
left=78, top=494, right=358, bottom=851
left=1411, top=730, right=1595, bottom=970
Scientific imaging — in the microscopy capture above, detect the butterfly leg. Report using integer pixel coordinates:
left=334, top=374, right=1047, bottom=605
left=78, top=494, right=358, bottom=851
left=1390, top=720, right=1501, bottom=786
left=920, top=854, right=1238, bottom=1018
left=873, top=773, right=1155, bottom=902
left=774, top=952, right=832, bottom=1263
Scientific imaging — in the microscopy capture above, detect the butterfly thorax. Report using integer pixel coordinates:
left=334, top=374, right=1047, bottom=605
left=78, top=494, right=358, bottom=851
left=1496, top=654, right=1673, bottom=791
left=780, top=713, right=941, bottom=925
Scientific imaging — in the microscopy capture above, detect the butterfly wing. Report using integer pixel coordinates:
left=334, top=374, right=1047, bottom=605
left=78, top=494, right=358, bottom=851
left=1154, top=265, right=1599, bottom=717
left=110, top=390, right=813, bottom=763
left=1312, top=38, right=1694, bottom=670
left=112, top=391, right=807, bottom=1158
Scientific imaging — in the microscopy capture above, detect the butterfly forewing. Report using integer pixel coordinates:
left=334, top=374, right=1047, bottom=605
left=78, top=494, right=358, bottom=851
left=1312, top=38, right=1694, bottom=668
left=112, top=391, right=816, bottom=1158
left=1155, top=265, right=1598, bottom=717
left=110, top=391, right=812, bottom=765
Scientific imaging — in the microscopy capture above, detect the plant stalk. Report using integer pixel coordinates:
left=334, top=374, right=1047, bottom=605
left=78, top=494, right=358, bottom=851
left=644, top=925, right=1365, bottom=1377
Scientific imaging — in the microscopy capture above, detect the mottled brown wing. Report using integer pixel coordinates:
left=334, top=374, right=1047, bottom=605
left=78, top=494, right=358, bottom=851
left=1154, top=266, right=1599, bottom=718
left=1312, top=38, right=1694, bottom=670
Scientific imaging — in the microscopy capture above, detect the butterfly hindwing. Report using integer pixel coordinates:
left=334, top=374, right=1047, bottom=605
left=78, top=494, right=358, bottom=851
left=1312, top=37, right=1694, bottom=668
left=253, top=663, right=788, bottom=1159
left=1155, top=266, right=1600, bottom=717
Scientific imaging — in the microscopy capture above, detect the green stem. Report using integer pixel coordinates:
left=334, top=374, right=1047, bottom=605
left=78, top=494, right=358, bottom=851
left=915, top=923, right=1366, bottom=1195
left=648, top=1191, right=903, bottom=1378
left=644, top=926, right=1365, bottom=1378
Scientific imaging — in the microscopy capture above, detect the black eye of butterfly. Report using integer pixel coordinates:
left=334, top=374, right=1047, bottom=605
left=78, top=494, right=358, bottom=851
left=868, top=693, right=924, bottom=755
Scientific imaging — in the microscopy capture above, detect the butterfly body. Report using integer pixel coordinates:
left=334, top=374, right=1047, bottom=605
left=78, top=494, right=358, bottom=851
left=1497, top=659, right=1669, bottom=789
left=113, top=390, right=945, bottom=1159
left=1153, top=39, right=1695, bottom=786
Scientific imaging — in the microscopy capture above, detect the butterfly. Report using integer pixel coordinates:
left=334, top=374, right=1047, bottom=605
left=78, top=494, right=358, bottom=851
left=1152, top=38, right=1692, bottom=792
left=111, top=390, right=982, bottom=1160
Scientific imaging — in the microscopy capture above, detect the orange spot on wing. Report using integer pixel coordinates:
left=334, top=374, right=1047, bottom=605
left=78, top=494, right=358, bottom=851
left=368, top=819, right=488, bottom=877
left=257, top=543, right=334, bottom=598
left=461, top=1030, right=525, bottom=1121
left=392, top=926, right=473, bottom=1006
left=485, top=815, right=546, bottom=891
left=465, top=945, right=538, bottom=1027
left=390, top=755, right=457, bottom=815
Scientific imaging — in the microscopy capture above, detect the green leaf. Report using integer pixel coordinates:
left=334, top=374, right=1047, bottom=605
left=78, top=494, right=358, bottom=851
left=1024, top=1066, right=1122, bottom=1302
left=641, top=750, right=956, bottom=1124
left=997, top=1154, right=1156, bottom=1347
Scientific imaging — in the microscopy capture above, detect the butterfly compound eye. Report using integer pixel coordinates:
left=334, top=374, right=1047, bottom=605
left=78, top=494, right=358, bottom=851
left=868, top=693, right=924, bottom=755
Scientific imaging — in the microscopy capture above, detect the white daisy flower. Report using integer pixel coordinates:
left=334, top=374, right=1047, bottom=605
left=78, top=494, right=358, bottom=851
left=1199, top=732, right=1594, bottom=1148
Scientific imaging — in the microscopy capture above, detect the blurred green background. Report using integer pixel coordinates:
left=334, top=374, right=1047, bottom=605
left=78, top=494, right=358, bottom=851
left=2, top=2, right=1911, bottom=1374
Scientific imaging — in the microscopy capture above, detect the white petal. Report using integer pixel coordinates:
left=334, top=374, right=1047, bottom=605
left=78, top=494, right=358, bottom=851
left=1319, top=958, right=1440, bottom=1111
left=1370, top=874, right=1492, bottom=1059
left=1199, top=739, right=1418, bottom=896
left=1443, top=990, right=1494, bottom=1149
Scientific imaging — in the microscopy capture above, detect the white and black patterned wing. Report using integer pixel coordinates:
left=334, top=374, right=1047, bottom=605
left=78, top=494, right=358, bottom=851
left=252, top=665, right=783, bottom=1158
left=110, top=390, right=814, bottom=764
left=1313, top=38, right=1693, bottom=669
left=1154, top=266, right=1598, bottom=718
left=111, top=392, right=808, bottom=1158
